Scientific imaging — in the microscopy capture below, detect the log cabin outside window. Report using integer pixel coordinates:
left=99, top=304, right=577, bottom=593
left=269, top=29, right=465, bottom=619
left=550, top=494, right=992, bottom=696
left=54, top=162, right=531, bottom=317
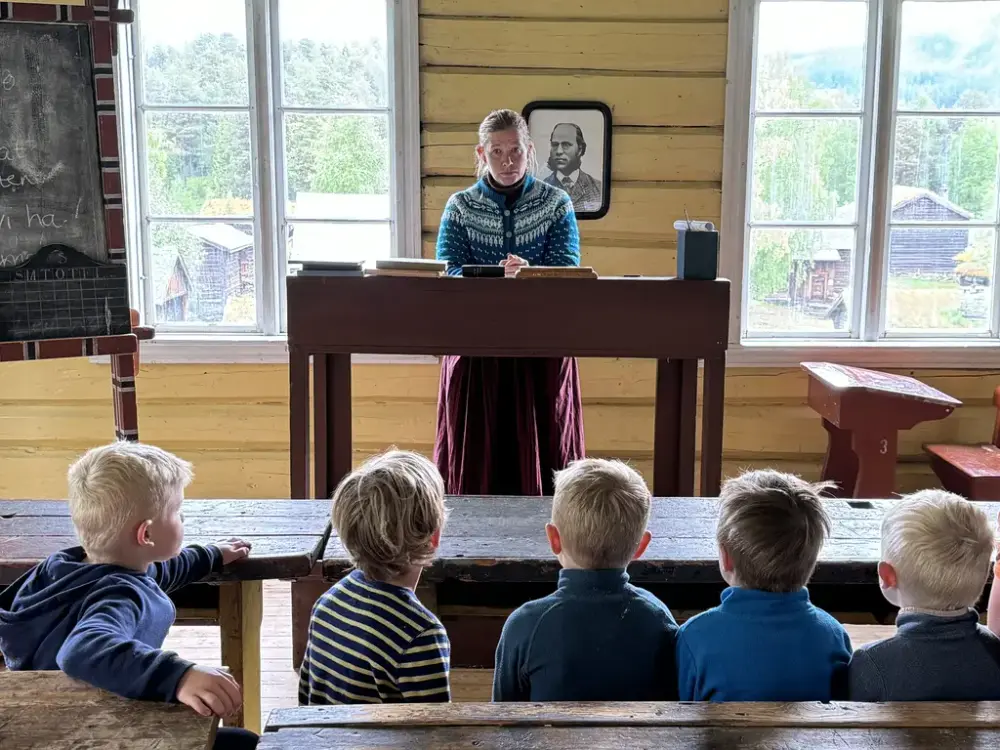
left=115, top=0, right=420, bottom=340
left=723, top=0, right=1000, bottom=362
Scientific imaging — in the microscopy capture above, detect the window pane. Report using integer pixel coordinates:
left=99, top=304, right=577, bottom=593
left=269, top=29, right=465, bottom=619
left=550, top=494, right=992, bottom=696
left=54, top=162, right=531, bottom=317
left=898, top=1, right=1000, bottom=111
left=288, top=222, right=391, bottom=264
left=279, top=0, right=388, bottom=108
left=146, top=113, right=253, bottom=216
left=886, top=228, right=995, bottom=332
left=893, top=117, right=999, bottom=221
left=755, top=1, right=868, bottom=111
left=149, top=222, right=257, bottom=326
left=285, top=114, right=390, bottom=219
left=751, top=117, right=861, bottom=222
left=140, top=0, right=249, bottom=106
left=746, top=228, right=856, bottom=335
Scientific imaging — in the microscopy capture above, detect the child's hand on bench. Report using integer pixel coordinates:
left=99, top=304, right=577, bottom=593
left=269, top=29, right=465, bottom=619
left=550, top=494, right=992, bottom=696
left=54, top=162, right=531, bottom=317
left=177, top=665, right=243, bottom=718
left=215, top=538, right=252, bottom=566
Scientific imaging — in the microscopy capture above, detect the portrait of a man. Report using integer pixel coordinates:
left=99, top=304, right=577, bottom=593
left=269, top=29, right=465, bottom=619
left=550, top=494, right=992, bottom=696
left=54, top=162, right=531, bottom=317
left=524, top=102, right=611, bottom=219
left=542, top=123, right=603, bottom=214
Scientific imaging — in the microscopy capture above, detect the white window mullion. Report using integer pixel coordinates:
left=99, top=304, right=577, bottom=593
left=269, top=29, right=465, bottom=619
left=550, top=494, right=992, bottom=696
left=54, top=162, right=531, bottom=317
left=721, top=0, right=757, bottom=343
left=388, top=0, right=421, bottom=260
left=992, top=140, right=1000, bottom=338
left=269, top=0, right=290, bottom=332
left=114, top=9, right=145, bottom=322
left=129, top=5, right=157, bottom=329
left=865, top=0, right=902, bottom=340
left=248, top=0, right=279, bottom=336
left=851, top=0, right=884, bottom=339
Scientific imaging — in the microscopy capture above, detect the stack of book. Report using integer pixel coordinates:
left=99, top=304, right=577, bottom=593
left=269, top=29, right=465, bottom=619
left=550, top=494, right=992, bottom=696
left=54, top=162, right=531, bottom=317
left=514, top=266, right=599, bottom=279
left=288, top=261, right=365, bottom=278
left=367, top=258, right=448, bottom=278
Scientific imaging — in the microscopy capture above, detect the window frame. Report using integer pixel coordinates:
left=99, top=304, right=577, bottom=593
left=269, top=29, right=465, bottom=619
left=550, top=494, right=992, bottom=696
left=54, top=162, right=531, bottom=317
left=722, top=0, right=1000, bottom=368
left=115, top=0, right=422, bottom=362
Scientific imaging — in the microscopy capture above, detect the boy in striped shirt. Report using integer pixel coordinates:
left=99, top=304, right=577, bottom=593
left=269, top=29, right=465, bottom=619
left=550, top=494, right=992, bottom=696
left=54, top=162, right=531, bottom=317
left=298, top=450, right=451, bottom=704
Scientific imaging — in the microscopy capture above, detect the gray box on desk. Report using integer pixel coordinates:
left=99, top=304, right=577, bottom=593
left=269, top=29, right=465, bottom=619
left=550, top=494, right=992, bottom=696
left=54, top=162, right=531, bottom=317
left=676, top=228, right=719, bottom=281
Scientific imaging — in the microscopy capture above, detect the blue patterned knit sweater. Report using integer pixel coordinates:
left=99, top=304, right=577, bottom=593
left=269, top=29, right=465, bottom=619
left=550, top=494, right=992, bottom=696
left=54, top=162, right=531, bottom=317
left=435, top=175, right=580, bottom=275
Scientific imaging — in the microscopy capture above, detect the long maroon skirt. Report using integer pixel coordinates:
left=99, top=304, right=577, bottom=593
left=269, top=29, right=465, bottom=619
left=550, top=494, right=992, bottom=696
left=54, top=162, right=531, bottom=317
left=433, top=356, right=586, bottom=496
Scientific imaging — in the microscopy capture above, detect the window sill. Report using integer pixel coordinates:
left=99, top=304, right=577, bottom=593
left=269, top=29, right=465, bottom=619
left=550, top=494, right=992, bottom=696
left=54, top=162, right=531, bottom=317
left=88, top=334, right=1000, bottom=369
left=90, top=335, right=438, bottom=366
left=729, top=340, right=1000, bottom=369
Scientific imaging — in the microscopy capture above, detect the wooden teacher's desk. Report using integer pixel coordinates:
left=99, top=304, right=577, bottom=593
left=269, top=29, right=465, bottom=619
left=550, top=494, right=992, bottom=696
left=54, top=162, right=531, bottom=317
left=0, top=499, right=331, bottom=733
left=286, top=275, right=731, bottom=501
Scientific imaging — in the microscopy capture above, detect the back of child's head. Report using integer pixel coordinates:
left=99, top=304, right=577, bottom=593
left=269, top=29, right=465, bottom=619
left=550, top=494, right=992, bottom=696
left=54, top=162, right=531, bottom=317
left=551, top=458, right=651, bottom=569
left=331, top=449, right=446, bottom=582
left=67, top=441, right=193, bottom=557
left=717, top=469, right=831, bottom=593
left=881, top=489, right=994, bottom=610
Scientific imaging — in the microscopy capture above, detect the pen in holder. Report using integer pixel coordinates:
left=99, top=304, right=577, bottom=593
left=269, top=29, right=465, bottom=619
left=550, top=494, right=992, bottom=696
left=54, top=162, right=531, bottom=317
left=674, top=217, right=719, bottom=281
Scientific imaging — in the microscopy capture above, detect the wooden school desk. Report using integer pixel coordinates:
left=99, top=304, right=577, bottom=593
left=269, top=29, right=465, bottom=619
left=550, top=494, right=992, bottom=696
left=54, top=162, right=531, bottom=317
left=0, top=499, right=331, bottom=733
left=0, top=670, right=217, bottom=750
left=260, top=701, right=1000, bottom=750
left=322, top=496, right=1000, bottom=666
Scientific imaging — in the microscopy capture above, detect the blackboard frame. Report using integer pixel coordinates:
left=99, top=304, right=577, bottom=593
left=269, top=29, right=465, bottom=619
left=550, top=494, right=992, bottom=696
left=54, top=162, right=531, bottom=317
left=0, top=1, right=130, bottom=343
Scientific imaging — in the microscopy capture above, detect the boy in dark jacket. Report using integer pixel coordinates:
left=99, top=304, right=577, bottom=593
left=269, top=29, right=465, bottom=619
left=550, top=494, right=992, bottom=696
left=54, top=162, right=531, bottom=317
left=0, top=441, right=256, bottom=749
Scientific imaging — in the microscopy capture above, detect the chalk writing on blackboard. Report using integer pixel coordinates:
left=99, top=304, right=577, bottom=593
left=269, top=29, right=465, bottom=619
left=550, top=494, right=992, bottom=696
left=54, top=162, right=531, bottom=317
left=0, top=22, right=107, bottom=267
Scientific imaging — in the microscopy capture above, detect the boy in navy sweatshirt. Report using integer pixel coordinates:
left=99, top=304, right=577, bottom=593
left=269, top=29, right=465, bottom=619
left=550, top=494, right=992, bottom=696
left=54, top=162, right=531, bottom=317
left=849, top=490, right=1000, bottom=701
left=0, top=441, right=257, bottom=750
left=676, top=470, right=851, bottom=701
left=493, top=458, right=678, bottom=701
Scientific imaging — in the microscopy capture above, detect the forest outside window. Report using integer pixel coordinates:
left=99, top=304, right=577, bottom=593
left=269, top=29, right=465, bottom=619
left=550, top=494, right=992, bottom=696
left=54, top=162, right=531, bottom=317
left=118, top=0, right=417, bottom=337
left=729, top=0, right=1000, bottom=350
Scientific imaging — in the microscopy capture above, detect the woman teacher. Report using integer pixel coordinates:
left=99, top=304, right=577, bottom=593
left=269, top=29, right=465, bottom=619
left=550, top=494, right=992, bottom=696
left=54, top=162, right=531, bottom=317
left=434, top=108, right=585, bottom=496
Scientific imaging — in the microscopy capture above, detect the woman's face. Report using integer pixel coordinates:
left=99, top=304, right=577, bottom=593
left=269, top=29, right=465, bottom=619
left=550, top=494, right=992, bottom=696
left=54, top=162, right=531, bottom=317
left=478, top=129, right=529, bottom=186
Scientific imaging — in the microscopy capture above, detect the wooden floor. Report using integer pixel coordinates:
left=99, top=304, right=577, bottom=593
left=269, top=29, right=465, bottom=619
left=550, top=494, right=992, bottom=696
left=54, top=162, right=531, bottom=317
left=162, top=581, right=898, bottom=727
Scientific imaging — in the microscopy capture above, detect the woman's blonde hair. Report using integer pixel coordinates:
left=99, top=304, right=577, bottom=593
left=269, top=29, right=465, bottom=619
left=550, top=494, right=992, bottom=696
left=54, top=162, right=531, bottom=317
left=331, top=449, right=447, bottom=582
left=475, top=108, right=538, bottom=179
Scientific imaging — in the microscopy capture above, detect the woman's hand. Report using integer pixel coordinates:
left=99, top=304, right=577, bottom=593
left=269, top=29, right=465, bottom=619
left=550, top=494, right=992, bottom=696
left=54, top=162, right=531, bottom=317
left=501, top=254, right=528, bottom=277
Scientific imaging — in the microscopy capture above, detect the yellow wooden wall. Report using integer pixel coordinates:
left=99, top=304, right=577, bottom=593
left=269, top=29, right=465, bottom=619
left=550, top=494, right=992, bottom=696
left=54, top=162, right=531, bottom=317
left=0, top=0, right=997, bottom=500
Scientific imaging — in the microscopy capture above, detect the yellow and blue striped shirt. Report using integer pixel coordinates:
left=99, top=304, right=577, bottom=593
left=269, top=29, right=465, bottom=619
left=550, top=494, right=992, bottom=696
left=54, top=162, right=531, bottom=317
left=298, top=570, right=451, bottom=705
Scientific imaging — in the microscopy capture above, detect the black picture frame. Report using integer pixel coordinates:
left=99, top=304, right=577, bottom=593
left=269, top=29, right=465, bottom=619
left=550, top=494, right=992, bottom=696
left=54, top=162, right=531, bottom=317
left=523, top=100, right=613, bottom=220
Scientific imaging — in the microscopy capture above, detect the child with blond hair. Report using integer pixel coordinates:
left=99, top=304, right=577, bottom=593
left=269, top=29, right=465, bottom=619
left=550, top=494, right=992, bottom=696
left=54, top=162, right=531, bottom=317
left=0, top=441, right=256, bottom=750
left=849, top=489, right=1000, bottom=701
left=299, top=450, right=451, bottom=705
left=492, top=458, right=677, bottom=701
left=676, top=469, right=851, bottom=701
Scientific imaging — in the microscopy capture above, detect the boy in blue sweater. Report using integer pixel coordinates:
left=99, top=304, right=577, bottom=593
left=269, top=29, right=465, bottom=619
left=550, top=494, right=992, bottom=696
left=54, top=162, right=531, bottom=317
left=676, top=470, right=851, bottom=701
left=0, top=442, right=257, bottom=750
left=493, top=458, right=678, bottom=701
left=849, top=490, right=1000, bottom=701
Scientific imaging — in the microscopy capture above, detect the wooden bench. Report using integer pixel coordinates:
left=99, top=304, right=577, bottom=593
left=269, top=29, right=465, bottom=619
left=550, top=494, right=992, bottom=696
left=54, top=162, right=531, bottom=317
left=260, top=702, right=1000, bottom=749
left=317, top=496, right=998, bottom=667
left=0, top=670, right=217, bottom=750
left=0, top=499, right=331, bottom=733
left=926, top=385, right=1000, bottom=500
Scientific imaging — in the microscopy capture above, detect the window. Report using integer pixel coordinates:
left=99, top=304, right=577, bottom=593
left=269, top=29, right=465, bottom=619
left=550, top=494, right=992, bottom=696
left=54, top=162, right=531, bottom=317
left=726, top=0, right=1000, bottom=352
left=117, top=0, right=418, bottom=337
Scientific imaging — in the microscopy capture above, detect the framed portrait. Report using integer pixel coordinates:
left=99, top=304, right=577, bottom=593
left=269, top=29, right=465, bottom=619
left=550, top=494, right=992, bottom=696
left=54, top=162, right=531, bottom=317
left=523, top=100, right=612, bottom=220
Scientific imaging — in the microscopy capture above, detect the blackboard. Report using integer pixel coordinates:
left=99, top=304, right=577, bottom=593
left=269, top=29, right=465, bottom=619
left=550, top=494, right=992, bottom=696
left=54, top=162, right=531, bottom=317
left=0, top=21, right=130, bottom=342
left=0, top=22, right=107, bottom=267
